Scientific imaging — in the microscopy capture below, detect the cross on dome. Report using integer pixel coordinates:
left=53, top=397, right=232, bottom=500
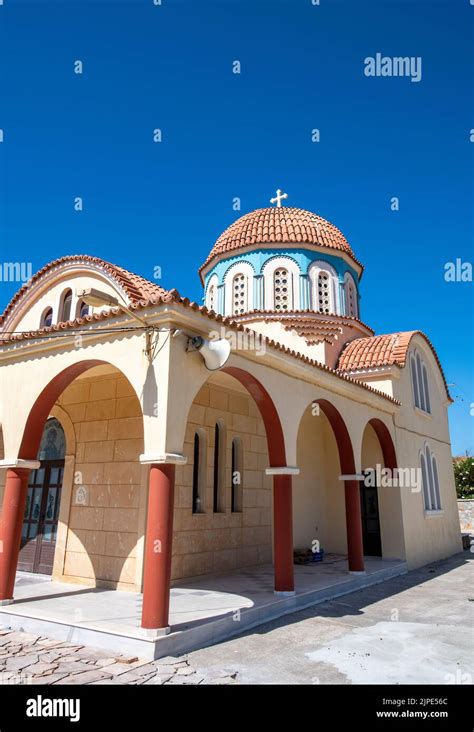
left=270, top=189, right=288, bottom=207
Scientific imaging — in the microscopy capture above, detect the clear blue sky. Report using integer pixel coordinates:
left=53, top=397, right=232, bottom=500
left=0, top=0, right=472, bottom=454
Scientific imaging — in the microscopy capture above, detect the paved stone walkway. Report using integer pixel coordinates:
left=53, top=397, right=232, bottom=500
left=0, top=630, right=238, bottom=685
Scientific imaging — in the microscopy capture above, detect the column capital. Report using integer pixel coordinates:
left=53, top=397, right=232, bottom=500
left=139, top=453, right=187, bottom=465
left=0, top=459, right=40, bottom=471
left=265, top=466, right=300, bottom=476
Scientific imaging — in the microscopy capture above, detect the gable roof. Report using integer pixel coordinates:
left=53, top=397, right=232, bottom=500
left=0, top=255, right=171, bottom=328
left=337, top=331, right=452, bottom=400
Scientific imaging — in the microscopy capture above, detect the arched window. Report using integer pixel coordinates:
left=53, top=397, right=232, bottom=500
left=309, top=262, right=338, bottom=314
left=231, top=436, right=243, bottom=512
left=317, top=271, right=332, bottom=314
left=344, top=275, right=358, bottom=317
left=432, top=455, right=441, bottom=510
left=232, top=273, right=247, bottom=315
left=40, top=307, right=53, bottom=328
left=411, top=351, right=431, bottom=414
left=37, top=417, right=66, bottom=460
left=420, top=452, right=430, bottom=510
left=411, top=355, right=420, bottom=408
left=422, top=364, right=431, bottom=413
left=77, top=300, right=89, bottom=319
left=420, top=445, right=442, bottom=512
left=59, top=289, right=73, bottom=323
left=207, top=285, right=216, bottom=311
left=274, top=268, right=292, bottom=311
left=192, top=430, right=206, bottom=513
left=213, top=420, right=226, bottom=512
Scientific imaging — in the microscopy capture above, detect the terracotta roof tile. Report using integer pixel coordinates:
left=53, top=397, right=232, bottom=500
left=0, top=280, right=399, bottom=405
left=0, top=255, right=170, bottom=327
left=200, top=207, right=363, bottom=274
left=337, top=332, right=451, bottom=400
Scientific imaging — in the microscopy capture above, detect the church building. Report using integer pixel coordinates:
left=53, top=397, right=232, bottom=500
left=0, top=196, right=462, bottom=637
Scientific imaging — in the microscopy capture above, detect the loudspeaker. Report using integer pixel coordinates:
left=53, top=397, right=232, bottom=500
left=188, top=335, right=231, bottom=371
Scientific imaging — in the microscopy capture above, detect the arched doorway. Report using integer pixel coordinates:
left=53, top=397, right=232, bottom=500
left=18, top=418, right=66, bottom=574
left=360, top=418, right=404, bottom=560
left=295, top=398, right=364, bottom=572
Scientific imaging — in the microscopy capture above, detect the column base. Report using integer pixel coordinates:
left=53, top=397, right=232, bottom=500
left=139, top=626, right=171, bottom=640
left=349, top=570, right=366, bottom=576
left=0, top=598, right=14, bottom=606
left=274, top=590, right=295, bottom=597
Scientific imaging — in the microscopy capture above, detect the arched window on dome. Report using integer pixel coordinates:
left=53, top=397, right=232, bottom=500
left=344, top=274, right=358, bottom=317
left=232, top=272, right=248, bottom=315
left=273, top=267, right=292, bottom=311
left=207, top=285, right=216, bottom=311
left=309, top=262, right=338, bottom=315
left=317, top=271, right=333, bottom=314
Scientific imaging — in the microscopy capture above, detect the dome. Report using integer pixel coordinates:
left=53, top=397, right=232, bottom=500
left=200, top=206, right=363, bottom=275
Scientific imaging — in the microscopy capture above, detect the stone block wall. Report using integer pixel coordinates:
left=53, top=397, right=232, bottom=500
left=172, top=381, right=272, bottom=580
left=458, top=499, right=474, bottom=533
left=56, top=371, right=145, bottom=590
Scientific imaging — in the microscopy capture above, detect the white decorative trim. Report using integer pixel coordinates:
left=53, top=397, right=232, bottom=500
left=139, top=453, right=187, bottom=465
left=349, top=570, right=367, bottom=576
left=262, top=256, right=301, bottom=311
left=265, top=466, right=300, bottom=476
left=339, top=473, right=365, bottom=481
left=0, top=459, right=41, bottom=470
left=139, top=626, right=171, bottom=639
left=223, top=261, right=255, bottom=315
left=274, top=590, right=296, bottom=597
left=0, top=599, right=14, bottom=606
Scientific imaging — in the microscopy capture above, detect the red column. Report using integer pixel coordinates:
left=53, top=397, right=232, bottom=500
left=0, top=468, right=30, bottom=601
left=273, top=474, right=294, bottom=593
left=344, top=479, right=365, bottom=572
left=141, top=463, right=176, bottom=629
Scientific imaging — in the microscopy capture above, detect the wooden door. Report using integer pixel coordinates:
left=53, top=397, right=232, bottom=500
left=18, top=460, right=64, bottom=574
left=359, top=479, right=382, bottom=557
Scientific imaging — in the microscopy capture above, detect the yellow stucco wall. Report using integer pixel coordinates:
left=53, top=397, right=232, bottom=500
left=293, top=406, right=347, bottom=554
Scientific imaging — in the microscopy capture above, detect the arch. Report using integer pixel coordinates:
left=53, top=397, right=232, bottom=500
left=213, top=418, right=226, bottom=512
left=360, top=418, right=404, bottom=560
left=344, top=272, right=358, bottom=317
left=420, top=442, right=441, bottom=511
left=221, top=366, right=286, bottom=466
left=312, top=398, right=356, bottom=475
left=75, top=299, right=90, bottom=319
left=296, top=397, right=364, bottom=571
left=223, top=261, right=255, bottom=315
left=205, top=273, right=219, bottom=312
left=262, top=255, right=300, bottom=311
left=192, top=427, right=207, bottom=513
left=40, top=306, right=53, bottom=329
left=366, top=418, right=397, bottom=470
left=18, top=360, right=111, bottom=460
left=422, top=363, right=431, bottom=413
left=58, top=288, right=73, bottom=323
left=309, top=261, right=339, bottom=315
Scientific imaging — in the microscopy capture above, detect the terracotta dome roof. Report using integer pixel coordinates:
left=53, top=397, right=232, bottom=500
left=200, top=207, right=363, bottom=274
